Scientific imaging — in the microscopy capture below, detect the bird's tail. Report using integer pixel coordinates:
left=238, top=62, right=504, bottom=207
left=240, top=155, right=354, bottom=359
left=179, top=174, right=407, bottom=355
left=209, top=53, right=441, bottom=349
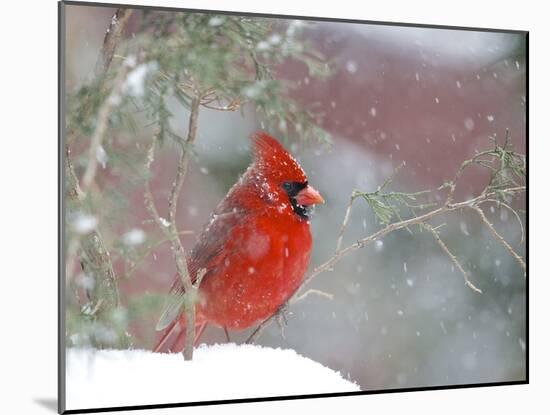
left=153, top=317, right=208, bottom=353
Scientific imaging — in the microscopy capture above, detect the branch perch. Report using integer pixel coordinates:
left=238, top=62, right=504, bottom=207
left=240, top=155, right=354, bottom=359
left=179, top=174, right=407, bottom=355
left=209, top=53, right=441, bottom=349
left=144, top=95, right=202, bottom=360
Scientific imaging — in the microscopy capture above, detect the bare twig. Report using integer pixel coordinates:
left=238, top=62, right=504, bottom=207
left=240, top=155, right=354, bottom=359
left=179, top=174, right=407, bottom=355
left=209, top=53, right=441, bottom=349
left=424, top=224, right=482, bottom=294
left=472, top=205, right=526, bottom=278
left=94, top=8, right=134, bottom=77
left=168, top=96, right=200, bottom=227
left=143, top=141, right=168, bottom=233
left=246, top=319, right=268, bottom=344
left=143, top=140, right=191, bottom=285
left=290, top=289, right=334, bottom=303
left=480, top=199, right=525, bottom=243
left=443, top=151, right=492, bottom=205
left=201, top=97, right=242, bottom=112
left=335, top=193, right=355, bottom=252
left=144, top=95, right=202, bottom=360
left=183, top=268, right=207, bottom=360
left=120, top=230, right=194, bottom=280
left=223, top=326, right=231, bottom=342
left=246, top=302, right=289, bottom=344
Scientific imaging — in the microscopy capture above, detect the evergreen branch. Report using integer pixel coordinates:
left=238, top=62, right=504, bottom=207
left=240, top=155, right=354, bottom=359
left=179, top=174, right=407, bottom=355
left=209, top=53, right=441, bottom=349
left=65, top=145, right=120, bottom=317
left=65, top=144, right=84, bottom=203
left=64, top=144, right=84, bottom=284
left=63, top=11, right=140, bottom=348
left=80, top=60, right=135, bottom=193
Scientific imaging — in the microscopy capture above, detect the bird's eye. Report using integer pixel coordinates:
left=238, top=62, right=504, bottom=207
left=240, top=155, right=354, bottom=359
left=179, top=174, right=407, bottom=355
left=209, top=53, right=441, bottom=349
left=282, top=182, right=292, bottom=191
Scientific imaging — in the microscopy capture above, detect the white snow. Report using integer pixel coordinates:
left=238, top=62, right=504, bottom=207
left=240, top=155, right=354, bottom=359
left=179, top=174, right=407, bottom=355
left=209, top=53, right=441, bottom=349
left=96, top=145, right=108, bottom=169
left=464, top=117, right=475, bottom=131
left=75, top=273, right=95, bottom=291
left=345, top=60, right=358, bottom=73
left=208, top=16, right=224, bottom=27
left=66, top=344, right=359, bottom=410
left=124, top=55, right=137, bottom=68
left=122, top=228, right=146, bottom=246
left=72, top=213, right=98, bottom=234
left=268, top=34, right=282, bottom=45
left=123, top=62, right=159, bottom=97
left=256, top=41, right=270, bottom=51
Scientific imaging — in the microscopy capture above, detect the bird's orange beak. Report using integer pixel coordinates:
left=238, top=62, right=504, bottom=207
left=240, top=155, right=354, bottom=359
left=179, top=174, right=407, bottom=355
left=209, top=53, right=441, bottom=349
left=295, top=185, right=324, bottom=206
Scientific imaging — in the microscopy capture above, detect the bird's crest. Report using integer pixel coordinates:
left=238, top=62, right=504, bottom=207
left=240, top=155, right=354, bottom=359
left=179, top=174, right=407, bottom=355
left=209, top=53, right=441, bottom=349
left=251, top=131, right=307, bottom=183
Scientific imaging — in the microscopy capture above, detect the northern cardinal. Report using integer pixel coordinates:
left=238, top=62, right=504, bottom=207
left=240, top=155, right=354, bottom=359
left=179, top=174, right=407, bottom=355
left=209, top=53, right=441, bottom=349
left=153, top=132, right=324, bottom=353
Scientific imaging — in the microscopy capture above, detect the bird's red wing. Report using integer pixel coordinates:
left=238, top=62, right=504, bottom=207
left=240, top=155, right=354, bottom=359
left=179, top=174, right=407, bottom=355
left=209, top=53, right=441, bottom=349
left=155, top=209, right=247, bottom=331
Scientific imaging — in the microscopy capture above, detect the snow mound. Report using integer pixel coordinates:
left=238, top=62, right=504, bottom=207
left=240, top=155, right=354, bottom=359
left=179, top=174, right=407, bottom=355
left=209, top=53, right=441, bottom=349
left=66, top=343, right=359, bottom=410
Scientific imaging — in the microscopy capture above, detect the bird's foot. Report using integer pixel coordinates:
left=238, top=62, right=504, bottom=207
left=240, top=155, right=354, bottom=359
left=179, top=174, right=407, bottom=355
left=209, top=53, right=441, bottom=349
left=275, top=302, right=291, bottom=339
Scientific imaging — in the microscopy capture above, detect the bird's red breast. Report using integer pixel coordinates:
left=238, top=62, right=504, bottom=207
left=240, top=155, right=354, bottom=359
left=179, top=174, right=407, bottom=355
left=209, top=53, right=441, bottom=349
left=154, top=132, right=324, bottom=352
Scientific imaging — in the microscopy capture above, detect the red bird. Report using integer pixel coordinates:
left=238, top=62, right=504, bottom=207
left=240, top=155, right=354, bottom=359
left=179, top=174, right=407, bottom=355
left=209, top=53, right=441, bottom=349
left=153, top=132, right=324, bottom=353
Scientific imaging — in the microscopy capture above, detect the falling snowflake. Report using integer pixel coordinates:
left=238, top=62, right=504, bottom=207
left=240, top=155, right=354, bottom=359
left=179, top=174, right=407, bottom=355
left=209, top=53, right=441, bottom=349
left=345, top=60, right=358, bottom=73
left=122, top=229, right=146, bottom=246
left=464, top=118, right=475, bottom=131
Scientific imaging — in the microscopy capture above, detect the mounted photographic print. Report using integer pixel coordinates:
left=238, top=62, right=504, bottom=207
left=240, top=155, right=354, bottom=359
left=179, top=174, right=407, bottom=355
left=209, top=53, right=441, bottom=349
left=59, top=1, right=528, bottom=413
